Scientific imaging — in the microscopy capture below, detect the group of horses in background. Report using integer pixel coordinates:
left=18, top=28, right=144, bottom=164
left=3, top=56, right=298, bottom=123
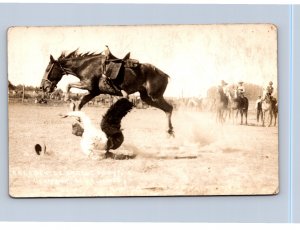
left=216, top=85, right=278, bottom=127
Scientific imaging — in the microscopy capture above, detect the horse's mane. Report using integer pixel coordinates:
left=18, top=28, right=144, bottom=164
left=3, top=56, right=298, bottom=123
left=57, top=49, right=101, bottom=62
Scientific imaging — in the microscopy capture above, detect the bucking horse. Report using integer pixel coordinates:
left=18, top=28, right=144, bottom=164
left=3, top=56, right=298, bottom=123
left=40, top=48, right=174, bottom=136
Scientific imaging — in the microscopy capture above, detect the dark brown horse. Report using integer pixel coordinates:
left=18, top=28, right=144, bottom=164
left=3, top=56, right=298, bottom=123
left=227, top=91, right=249, bottom=125
left=40, top=49, right=174, bottom=135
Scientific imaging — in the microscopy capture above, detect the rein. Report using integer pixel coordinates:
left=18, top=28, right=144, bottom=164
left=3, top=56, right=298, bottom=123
left=42, top=61, right=68, bottom=90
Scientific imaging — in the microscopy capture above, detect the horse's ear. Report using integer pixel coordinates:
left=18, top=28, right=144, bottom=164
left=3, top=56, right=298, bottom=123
left=50, top=55, right=55, bottom=63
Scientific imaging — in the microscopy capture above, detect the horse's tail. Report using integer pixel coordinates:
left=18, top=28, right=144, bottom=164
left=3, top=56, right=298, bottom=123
left=145, top=64, right=170, bottom=81
left=144, top=63, right=170, bottom=99
left=157, top=67, right=171, bottom=79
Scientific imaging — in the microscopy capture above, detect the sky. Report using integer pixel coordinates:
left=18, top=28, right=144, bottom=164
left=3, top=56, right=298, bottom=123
left=8, top=24, right=277, bottom=98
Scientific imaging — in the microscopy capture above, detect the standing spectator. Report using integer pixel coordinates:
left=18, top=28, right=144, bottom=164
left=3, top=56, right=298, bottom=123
left=255, top=95, right=263, bottom=124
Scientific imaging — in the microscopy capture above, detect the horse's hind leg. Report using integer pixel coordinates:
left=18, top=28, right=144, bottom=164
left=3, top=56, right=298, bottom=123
left=268, top=112, right=273, bottom=127
left=240, top=110, right=243, bottom=125
left=262, top=111, right=266, bottom=127
left=235, top=110, right=239, bottom=124
left=139, top=89, right=174, bottom=136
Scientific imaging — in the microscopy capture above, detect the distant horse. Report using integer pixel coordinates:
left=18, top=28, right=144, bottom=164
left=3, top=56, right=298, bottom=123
left=216, top=86, right=229, bottom=124
left=186, top=97, right=203, bottom=111
left=40, top=49, right=174, bottom=136
left=227, top=93, right=238, bottom=123
left=201, top=97, right=216, bottom=112
left=227, top=91, right=248, bottom=125
left=262, top=96, right=278, bottom=127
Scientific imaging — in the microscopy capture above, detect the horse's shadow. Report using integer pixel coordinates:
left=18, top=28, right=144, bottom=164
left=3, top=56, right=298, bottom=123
left=104, top=151, right=198, bottom=160
left=105, top=151, right=137, bottom=160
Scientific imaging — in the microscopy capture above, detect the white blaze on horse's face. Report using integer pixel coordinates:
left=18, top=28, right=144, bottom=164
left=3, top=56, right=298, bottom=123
left=41, top=63, right=54, bottom=93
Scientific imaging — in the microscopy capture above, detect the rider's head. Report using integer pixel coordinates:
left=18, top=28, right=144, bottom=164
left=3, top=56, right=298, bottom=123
left=269, top=81, right=273, bottom=85
left=238, top=81, right=244, bottom=85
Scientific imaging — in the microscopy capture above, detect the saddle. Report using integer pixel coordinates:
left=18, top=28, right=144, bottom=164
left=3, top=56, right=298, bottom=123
left=105, top=52, right=139, bottom=80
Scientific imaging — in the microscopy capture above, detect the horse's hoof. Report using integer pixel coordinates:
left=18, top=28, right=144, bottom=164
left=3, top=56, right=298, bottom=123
left=167, top=129, right=175, bottom=137
left=104, top=152, right=113, bottom=159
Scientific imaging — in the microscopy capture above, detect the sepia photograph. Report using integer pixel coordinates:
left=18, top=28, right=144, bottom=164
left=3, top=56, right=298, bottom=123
left=8, top=24, right=278, bottom=197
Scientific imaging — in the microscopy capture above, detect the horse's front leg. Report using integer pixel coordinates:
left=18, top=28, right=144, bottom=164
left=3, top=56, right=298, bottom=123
left=240, top=110, right=243, bottom=125
left=268, top=111, right=273, bottom=127
left=78, top=93, right=99, bottom=111
left=245, top=110, right=248, bottom=125
left=65, top=82, right=89, bottom=101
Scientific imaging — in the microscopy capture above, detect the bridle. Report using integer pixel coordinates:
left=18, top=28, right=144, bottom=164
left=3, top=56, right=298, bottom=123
left=41, top=61, right=67, bottom=91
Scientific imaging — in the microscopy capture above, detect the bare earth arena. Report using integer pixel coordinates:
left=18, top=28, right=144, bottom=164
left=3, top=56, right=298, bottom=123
left=9, top=100, right=278, bottom=197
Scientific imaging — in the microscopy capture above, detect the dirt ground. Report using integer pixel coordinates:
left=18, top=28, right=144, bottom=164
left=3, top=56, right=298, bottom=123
left=8, top=102, right=278, bottom=197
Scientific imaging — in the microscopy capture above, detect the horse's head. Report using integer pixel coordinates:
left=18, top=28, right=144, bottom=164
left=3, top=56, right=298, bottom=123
left=40, top=55, right=66, bottom=93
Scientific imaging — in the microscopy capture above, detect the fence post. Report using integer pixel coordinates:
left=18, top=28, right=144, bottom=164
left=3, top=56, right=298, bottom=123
left=22, top=85, right=25, bottom=103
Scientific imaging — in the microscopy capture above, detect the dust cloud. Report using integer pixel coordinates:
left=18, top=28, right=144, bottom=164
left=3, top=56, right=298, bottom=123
left=122, top=109, right=229, bottom=159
